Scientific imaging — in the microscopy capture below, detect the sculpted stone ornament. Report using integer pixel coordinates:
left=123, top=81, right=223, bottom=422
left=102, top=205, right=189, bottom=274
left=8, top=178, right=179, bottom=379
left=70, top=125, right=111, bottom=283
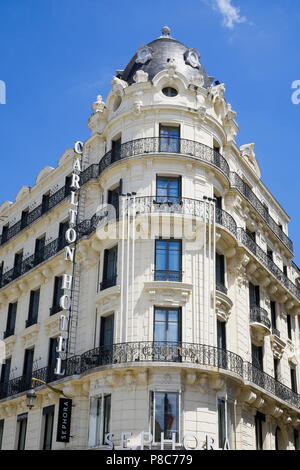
left=92, top=95, right=105, bottom=113
left=133, top=70, right=148, bottom=83
left=135, top=45, right=153, bottom=64
left=184, top=48, right=201, bottom=69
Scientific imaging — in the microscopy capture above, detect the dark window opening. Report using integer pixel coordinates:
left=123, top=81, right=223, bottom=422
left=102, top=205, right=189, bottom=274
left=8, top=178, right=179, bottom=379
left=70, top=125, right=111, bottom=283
left=255, top=412, right=265, bottom=450
left=51, top=277, right=63, bottom=315
left=13, top=251, right=23, bottom=278
left=1, top=225, right=8, bottom=244
left=216, top=253, right=225, bottom=291
left=42, top=193, right=50, bottom=214
left=17, top=413, right=28, bottom=450
left=58, top=221, right=69, bottom=250
left=100, top=314, right=114, bottom=347
left=291, top=368, right=297, bottom=393
left=111, top=138, right=121, bottom=163
left=23, top=349, right=34, bottom=389
left=101, top=246, right=118, bottom=290
left=151, top=391, right=179, bottom=443
left=26, top=289, right=40, bottom=328
left=287, top=314, right=292, bottom=340
left=20, top=210, right=29, bottom=230
left=252, top=344, right=263, bottom=371
left=47, top=338, right=58, bottom=382
left=34, top=236, right=46, bottom=264
left=4, top=302, right=17, bottom=338
left=249, top=282, right=260, bottom=308
left=42, top=405, right=55, bottom=450
left=162, top=87, right=178, bottom=97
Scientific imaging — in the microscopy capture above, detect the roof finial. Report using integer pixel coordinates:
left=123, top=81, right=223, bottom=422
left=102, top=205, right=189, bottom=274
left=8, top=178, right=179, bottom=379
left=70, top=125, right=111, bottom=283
left=161, top=25, right=171, bottom=38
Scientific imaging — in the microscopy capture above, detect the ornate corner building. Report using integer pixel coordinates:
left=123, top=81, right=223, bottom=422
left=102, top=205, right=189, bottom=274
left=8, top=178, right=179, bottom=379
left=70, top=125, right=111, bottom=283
left=0, top=27, right=299, bottom=450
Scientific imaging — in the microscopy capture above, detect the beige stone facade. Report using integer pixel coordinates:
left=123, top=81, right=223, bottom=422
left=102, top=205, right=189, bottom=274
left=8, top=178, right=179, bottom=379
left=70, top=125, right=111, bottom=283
left=0, top=28, right=299, bottom=450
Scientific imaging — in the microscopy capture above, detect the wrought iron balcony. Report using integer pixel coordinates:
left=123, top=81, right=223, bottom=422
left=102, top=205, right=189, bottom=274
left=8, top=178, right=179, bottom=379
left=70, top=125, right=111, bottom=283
left=230, top=172, right=293, bottom=253
left=216, top=281, right=228, bottom=295
left=100, top=276, right=118, bottom=291
left=154, top=270, right=183, bottom=282
left=0, top=342, right=300, bottom=410
left=3, top=328, right=15, bottom=339
left=250, top=306, right=271, bottom=330
left=238, top=228, right=300, bottom=302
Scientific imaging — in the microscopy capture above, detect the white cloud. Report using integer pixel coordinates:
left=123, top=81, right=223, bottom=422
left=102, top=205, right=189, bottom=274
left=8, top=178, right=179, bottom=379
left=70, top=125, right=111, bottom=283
left=212, top=0, right=247, bottom=29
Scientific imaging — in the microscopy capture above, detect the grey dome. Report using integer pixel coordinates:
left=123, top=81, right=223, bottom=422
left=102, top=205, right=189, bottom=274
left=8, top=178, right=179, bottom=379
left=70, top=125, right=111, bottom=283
left=120, top=33, right=213, bottom=88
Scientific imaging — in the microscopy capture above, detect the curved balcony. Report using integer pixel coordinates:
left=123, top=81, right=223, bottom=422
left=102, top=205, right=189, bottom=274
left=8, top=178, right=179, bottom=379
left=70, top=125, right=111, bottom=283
left=230, top=172, right=293, bottom=254
left=1, top=342, right=300, bottom=410
left=238, top=228, right=300, bottom=302
left=249, top=306, right=271, bottom=337
left=0, top=139, right=292, bottom=258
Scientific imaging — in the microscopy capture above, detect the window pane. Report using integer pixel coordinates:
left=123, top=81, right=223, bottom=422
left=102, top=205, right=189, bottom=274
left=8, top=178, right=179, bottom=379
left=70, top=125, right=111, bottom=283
left=218, top=398, right=226, bottom=449
left=88, top=397, right=102, bottom=447
left=154, top=392, right=179, bottom=442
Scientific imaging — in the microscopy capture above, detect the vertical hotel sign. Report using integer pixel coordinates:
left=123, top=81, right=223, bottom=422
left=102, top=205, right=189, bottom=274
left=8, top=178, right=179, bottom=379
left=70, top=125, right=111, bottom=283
left=55, top=141, right=83, bottom=376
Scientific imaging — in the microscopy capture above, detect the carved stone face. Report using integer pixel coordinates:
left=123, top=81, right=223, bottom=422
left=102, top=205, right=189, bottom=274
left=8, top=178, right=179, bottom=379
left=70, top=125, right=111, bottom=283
left=135, top=45, right=153, bottom=64
left=184, top=48, right=201, bottom=68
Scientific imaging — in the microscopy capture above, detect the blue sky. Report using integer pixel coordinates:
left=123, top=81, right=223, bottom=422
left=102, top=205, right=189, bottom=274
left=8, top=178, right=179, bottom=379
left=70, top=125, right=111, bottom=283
left=0, top=0, right=300, bottom=262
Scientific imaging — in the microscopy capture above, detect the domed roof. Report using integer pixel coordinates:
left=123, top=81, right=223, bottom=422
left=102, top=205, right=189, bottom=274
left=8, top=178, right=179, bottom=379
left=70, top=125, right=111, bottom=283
left=119, top=27, right=213, bottom=88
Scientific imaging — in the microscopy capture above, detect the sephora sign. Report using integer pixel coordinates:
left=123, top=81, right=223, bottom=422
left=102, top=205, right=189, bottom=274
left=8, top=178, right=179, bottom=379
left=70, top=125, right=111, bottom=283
left=55, top=141, right=83, bottom=376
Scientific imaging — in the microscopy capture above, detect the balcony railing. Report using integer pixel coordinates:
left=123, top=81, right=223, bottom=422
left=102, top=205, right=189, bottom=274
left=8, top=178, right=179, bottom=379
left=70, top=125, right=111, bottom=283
left=238, top=228, right=300, bottom=302
left=154, top=270, right=183, bottom=282
left=216, top=281, right=228, bottom=295
left=0, top=139, right=293, bottom=260
left=1, top=341, right=300, bottom=409
left=230, top=172, right=293, bottom=253
left=250, top=306, right=271, bottom=330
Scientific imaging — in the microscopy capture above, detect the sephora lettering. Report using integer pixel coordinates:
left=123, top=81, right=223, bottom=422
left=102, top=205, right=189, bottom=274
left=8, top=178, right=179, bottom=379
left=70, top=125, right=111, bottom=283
left=55, top=141, right=83, bottom=376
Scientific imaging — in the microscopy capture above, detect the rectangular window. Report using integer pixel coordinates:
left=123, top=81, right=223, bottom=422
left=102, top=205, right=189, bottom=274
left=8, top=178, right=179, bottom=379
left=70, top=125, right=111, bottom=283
left=27, top=289, right=40, bottom=327
left=159, top=125, right=180, bottom=153
left=0, top=358, right=11, bottom=398
left=252, top=344, right=263, bottom=371
left=249, top=282, right=260, bottom=307
left=246, top=228, right=256, bottom=243
left=42, top=405, right=55, bottom=450
left=34, top=236, right=46, bottom=264
left=151, top=391, right=179, bottom=444
left=267, top=248, right=273, bottom=261
left=218, top=398, right=236, bottom=449
left=216, top=253, right=225, bottom=289
left=287, top=314, right=292, bottom=340
left=101, top=246, right=118, bottom=290
left=23, top=348, right=34, bottom=389
left=283, top=265, right=288, bottom=277
left=270, top=301, right=277, bottom=330
left=217, top=320, right=226, bottom=350
left=47, top=338, right=58, bottom=382
left=154, top=307, right=181, bottom=344
left=0, top=261, right=3, bottom=284
left=156, top=176, right=181, bottom=204
left=13, top=251, right=23, bottom=278
left=107, top=179, right=122, bottom=218
left=214, top=195, right=222, bottom=210
left=294, top=430, right=299, bottom=450
left=51, top=276, right=63, bottom=315
left=291, top=368, right=297, bottom=393
left=255, top=412, right=265, bottom=450
left=274, top=358, right=280, bottom=381
left=100, top=314, right=114, bottom=347
left=1, top=225, right=8, bottom=244
left=111, top=137, right=121, bottom=162
left=88, top=394, right=111, bottom=448
left=58, top=220, right=69, bottom=250
left=65, top=175, right=72, bottom=197
left=0, top=419, right=4, bottom=450
left=16, top=413, right=28, bottom=450
left=5, top=302, right=17, bottom=338
left=155, top=239, right=182, bottom=282
left=20, top=210, right=28, bottom=230
left=42, top=193, right=50, bottom=214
